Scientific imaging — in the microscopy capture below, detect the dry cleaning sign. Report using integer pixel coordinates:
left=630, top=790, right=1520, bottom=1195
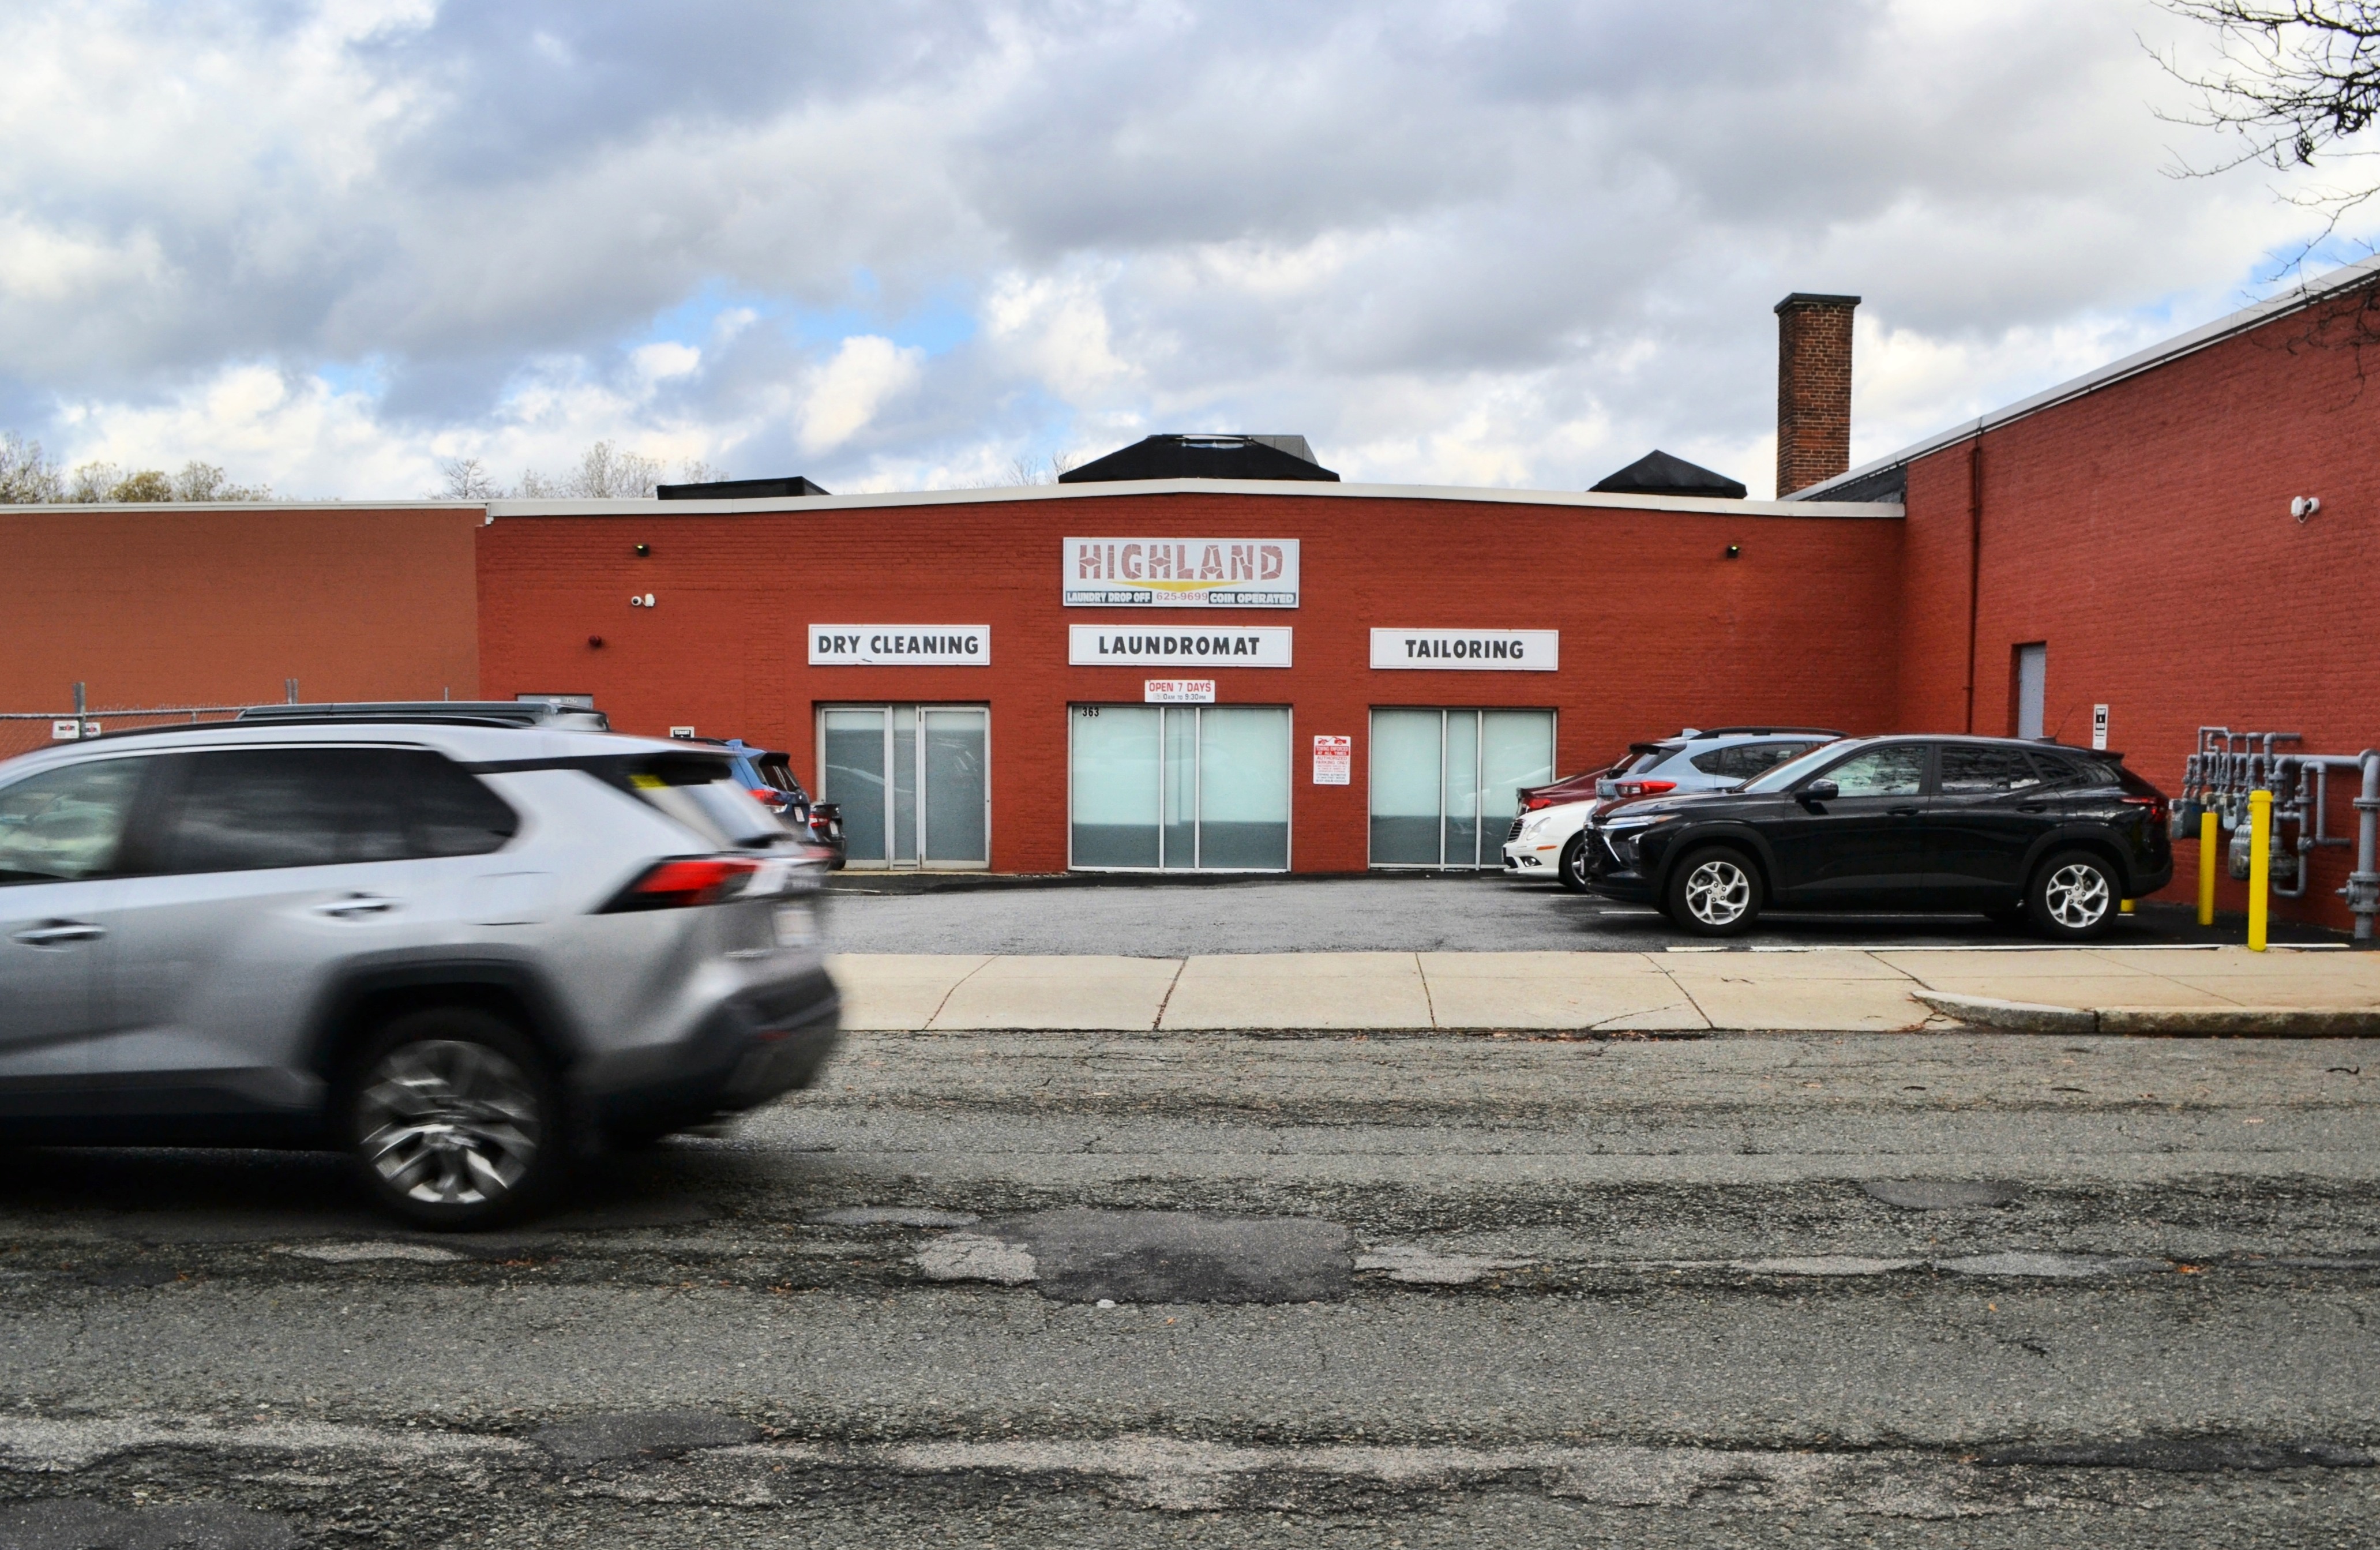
left=809, top=626, right=990, bottom=666
left=1063, top=538, right=1298, bottom=607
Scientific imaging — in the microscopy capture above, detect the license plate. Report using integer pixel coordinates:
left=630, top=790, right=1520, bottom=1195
left=772, top=900, right=817, bottom=948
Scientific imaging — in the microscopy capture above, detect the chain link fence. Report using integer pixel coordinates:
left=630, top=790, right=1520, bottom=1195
left=0, top=704, right=258, bottom=763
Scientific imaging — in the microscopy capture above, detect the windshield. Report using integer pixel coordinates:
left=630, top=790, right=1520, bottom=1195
left=1740, top=738, right=1852, bottom=793
left=1623, top=743, right=1684, bottom=775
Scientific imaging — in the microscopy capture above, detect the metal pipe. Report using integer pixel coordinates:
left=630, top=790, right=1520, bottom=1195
left=2348, top=750, right=2380, bottom=947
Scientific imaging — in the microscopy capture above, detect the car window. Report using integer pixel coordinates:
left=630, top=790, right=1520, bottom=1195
left=1623, top=744, right=1684, bottom=776
left=1820, top=744, right=1928, bottom=797
left=1690, top=741, right=1825, bottom=780
left=1740, top=740, right=1850, bottom=793
left=393, top=750, right=520, bottom=857
left=756, top=756, right=806, bottom=800
left=1939, top=745, right=2042, bottom=795
left=0, top=757, right=150, bottom=884
left=2030, top=751, right=2120, bottom=788
left=161, top=748, right=410, bottom=873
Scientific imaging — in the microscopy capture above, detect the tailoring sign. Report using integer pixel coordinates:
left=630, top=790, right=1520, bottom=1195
left=1369, top=628, right=1558, bottom=671
left=1063, top=538, right=1298, bottom=607
left=1069, top=625, right=1292, bottom=667
left=809, top=626, right=991, bottom=666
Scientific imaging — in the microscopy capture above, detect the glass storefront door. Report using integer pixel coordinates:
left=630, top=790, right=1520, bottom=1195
left=1069, top=705, right=1290, bottom=870
left=819, top=705, right=989, bottom=869
left=1369, top=708, right=1555, bottom=868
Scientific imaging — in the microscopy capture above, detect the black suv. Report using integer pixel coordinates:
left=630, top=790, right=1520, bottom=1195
left=1579, top=735, right=2172, bottom=940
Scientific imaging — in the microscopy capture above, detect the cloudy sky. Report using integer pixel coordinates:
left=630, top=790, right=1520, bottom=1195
left=0, top=0, right=2363, bottom=500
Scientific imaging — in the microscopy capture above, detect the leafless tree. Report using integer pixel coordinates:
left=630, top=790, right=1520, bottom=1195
left=438, top=455, right=499, bottom=500
left=509, top=445, right=730, bottom=498
left=0, top=432, right=64, bottom=502
left=2158, top=1, right=2380, bottom=234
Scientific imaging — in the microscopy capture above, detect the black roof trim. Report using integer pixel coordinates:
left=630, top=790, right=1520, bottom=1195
left=1059, top=434, right=1339, bottom=484
left=1774, top=292, right=1862, bottom=313
left=657, top=476, right=831, bottom=500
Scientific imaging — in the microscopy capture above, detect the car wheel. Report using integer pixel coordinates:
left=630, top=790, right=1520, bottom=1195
left=345, top=1008, right=565, bottom=1230
left=1557, top=834, right=1591, bottom=894
left=2028, top=851, right=2119, bottom=942
left=1665, top=847, right=1763, bottom=937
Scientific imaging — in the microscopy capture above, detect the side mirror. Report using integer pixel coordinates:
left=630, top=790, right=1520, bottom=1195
left=1801, top=779, right=1839, bottom=802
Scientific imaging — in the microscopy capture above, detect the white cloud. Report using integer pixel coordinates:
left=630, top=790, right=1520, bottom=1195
left=795, top=335, right=925, bottom=455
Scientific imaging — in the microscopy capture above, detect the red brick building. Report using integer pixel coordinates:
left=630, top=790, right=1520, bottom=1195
left=9, top=262, right=2379, bottom=918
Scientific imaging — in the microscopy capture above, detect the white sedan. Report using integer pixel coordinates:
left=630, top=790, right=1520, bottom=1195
left=1502, top=798, right=1601, bottom=891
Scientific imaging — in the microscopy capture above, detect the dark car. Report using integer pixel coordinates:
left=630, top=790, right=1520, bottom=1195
left=1579, top=735, right=2172, bottom=940
left=719, top=739, right=846, bottom=869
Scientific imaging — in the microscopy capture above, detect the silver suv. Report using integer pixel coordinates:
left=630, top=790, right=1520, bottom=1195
left=0, top=711, right=840, bottom=1228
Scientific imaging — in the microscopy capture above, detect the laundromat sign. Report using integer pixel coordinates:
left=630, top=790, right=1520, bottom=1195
left=1069, top=625, right=1293, bottom=667
left=1063, top=538, right=1299, bottom=608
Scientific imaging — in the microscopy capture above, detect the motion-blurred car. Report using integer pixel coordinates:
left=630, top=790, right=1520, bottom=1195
left=1503, top=727, right=1840, bottom=891
left=0, top=707, right=840, bottom=1228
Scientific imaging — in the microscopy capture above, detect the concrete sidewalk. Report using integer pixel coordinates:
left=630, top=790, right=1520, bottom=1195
left=825, top=945, right=2380, bottom=1035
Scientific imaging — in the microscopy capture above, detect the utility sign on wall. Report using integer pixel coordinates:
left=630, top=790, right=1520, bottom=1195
left=1070, top=626, right=1293, bottom=667
left=1063, top=538, right=1299, bottom=607
left=1312, top=735, right=1352, bottom=785
left=1369, top=629, right=1559, bottom=671
left=809, top=626, right=991, bottom=666
left=2092, top=704, right=2109, bottom=750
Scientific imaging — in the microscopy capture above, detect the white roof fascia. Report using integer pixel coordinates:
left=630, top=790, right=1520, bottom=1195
left=486, top=479, right=1900, bottom=521
left=0, top=500, right=488, bottom=514
left=1791, top=252, right=2380, bottom=502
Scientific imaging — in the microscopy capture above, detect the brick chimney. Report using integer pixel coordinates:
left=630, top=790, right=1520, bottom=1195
left=1773, top=292, right=1859, bottom=496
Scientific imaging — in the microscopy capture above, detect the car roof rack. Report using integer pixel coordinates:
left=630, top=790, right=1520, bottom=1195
left=1700, top=726, right=1845, bottom=737
left=238, top=701, right=611, bottom=730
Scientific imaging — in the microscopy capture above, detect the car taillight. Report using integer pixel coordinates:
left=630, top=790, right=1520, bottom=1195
left=1612, top=780, right=1678, bottom=798
left=2123, top=793, right=2169, bottom=826
left=750, top=786, right=779, bottom=804
left=602, top=856, right=762, bottom=912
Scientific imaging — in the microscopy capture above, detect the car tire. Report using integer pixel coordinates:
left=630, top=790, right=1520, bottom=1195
left=2028, top=850, right=2119, bottom=942
left=1557, top=834, right=1591, bottom=894
left=344, top=1008, right=566, bottom=1230
left=1664, top=846, right=1763, bottom=937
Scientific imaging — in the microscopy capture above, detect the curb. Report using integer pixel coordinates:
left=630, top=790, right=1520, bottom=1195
left=1914, top=990, right=2380, bottom=1038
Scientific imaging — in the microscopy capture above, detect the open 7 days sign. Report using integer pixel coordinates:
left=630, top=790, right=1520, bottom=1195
left=1064, top=538, right=1298, bottom=607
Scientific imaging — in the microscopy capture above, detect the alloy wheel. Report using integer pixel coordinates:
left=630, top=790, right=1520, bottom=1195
left=2041, top=861, right=2112, bottom=931
left=1683, top=857, right=1752, bottom=927
left=355, top=1038, right=542, bottom=1208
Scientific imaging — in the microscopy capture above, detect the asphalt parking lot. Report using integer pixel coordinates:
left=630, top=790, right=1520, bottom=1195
left=820, top=871, right=2325, bottom=955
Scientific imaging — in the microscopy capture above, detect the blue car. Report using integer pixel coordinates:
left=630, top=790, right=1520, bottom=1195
left=719, top=739, right=846, bottom=869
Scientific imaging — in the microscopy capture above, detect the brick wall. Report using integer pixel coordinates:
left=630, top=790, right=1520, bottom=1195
left=1899, top=285, right=2380, bottom=926
left=477, top=492, right=1906, bottom=873
left=0, top=504, right=481, bottom=712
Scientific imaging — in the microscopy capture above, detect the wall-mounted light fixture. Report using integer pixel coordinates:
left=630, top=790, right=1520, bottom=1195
left=629, top=593, right=655, bottom=607
left=634, top=543, right=651, bottom=556
left=588, top=635, right=605, bottom=648
left=1724, top=544, right=1742, bottom=560
left=2292, top=496, right=2322, bottom=523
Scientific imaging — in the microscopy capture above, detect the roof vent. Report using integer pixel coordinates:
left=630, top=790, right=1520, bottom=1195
left=1058, top=434, right=1339, bottom=484
left=656, top=475, right=832, bottom=500
left=1589, top=449, right=1747, bottom=500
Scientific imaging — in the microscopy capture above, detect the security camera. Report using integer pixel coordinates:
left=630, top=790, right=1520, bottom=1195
left=2292, top=496, right=2321, bottom=521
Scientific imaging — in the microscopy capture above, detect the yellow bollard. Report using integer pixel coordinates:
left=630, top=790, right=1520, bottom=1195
left=2199, top=808, right=2218, bottom=926
left=2248, top=788, right=2271, bottom=951
left=2120, top=898, right=2135, bottom=914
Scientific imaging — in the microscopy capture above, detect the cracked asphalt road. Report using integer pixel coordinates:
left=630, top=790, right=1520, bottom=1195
left=5, top=1028, right=2380, bottom=1546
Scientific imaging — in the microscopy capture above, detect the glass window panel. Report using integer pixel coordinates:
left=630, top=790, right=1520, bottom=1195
left=1368, top=710, right=1444, bottom=866
left=1162, top=707, right=1198, bottom=869
left=1071, top=705, right=1161, bottom=868
left=1939, top=745, right=2040, bottom=794
left=921, top=710, right=988, bottom=863
left=1480, top=710, right=1556, bottom=858
left=1196, top=707, right=1290, bottom=869
left=822, top=708, right=888, bottom=862
left=892, top=705, right=918, bottom=863
left=1443, top=711, right=1482, bottom=868
left=0, top=756, right=148, bottom=884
